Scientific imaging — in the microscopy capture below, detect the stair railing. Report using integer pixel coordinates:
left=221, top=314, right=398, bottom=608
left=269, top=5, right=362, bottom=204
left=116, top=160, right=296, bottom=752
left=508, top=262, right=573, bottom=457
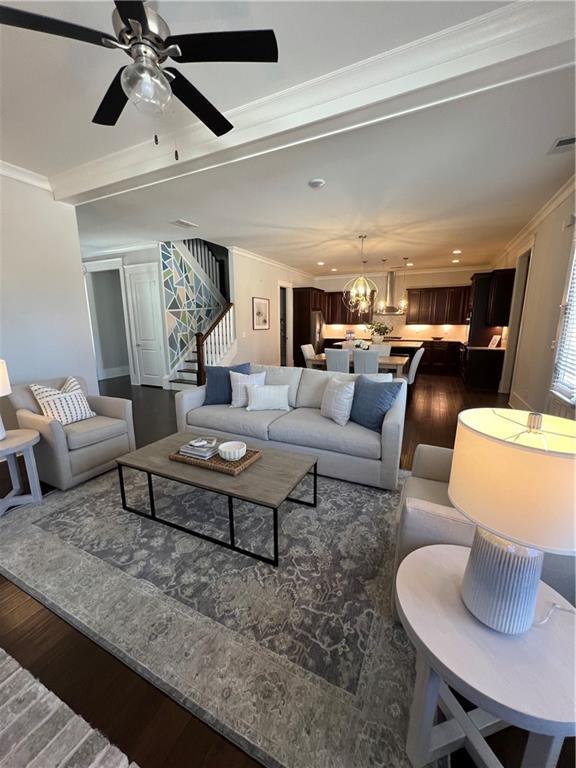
left=195, top=303, right=234, bottom=385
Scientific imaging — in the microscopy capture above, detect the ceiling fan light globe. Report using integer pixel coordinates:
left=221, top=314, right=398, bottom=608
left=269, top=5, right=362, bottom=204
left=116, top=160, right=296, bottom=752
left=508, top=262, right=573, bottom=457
left=121, top=58, right=172, bottom=115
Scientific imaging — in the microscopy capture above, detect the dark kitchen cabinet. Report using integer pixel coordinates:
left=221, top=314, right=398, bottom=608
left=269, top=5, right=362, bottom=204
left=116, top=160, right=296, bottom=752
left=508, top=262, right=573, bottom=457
left=420, top=341, right=460, bottom=374
left=406, top=286, right=469, bottom=324
left=461, top=346, right=505, bottom=390
left=324, top=291, right=374, bottom=324
left=406, top=289, right=421, bottom=323
left=486, top=269, right=515, bottom=326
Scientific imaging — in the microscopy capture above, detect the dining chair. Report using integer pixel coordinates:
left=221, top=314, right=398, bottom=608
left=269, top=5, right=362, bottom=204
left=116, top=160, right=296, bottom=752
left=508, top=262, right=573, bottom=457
left=325, top=349, right=350, bottom=373
left=370, top=343, right=392, bottom=356
left=353, top=349, right=380, bottom=374
left=403, top=347, right=425, bottom=385
left=301, top=344, right=317, bottom=368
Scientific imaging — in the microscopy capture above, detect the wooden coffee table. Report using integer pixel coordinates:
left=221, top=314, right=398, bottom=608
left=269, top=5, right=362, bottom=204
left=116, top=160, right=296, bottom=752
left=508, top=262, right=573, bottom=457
left=116, top=432, right=318, bottom=567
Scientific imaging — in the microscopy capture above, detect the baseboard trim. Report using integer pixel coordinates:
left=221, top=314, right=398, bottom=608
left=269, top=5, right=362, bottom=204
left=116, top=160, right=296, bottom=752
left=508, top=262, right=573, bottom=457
left=98, top=366, right=130, bottom=380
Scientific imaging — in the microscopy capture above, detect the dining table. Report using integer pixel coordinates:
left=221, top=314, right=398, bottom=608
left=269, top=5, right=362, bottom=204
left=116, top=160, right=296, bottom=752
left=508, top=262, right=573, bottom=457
left=309, top=353, right=409, bottom=377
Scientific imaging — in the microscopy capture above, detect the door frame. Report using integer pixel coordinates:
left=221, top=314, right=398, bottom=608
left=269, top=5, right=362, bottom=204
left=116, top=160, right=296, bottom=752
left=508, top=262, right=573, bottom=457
left=84, top=258, right=137, bottom=383
left=124, top=262, right=168, bottom=386
left=277, top=280, right=294, bottom=366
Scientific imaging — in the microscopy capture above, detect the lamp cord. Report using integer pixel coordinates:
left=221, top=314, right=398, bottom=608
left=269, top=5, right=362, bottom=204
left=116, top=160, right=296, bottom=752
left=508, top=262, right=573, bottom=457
left=533, top=602, right=576, bottom=626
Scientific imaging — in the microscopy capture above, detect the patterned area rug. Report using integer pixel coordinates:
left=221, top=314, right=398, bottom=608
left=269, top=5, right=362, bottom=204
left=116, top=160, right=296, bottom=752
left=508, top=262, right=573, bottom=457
left=0, top=647, right=139, bottom=768
left=0, top=469, right=414, bottom=768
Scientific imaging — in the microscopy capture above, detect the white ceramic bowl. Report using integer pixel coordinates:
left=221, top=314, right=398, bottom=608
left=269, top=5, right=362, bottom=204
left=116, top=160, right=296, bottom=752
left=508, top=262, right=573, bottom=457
left=218, top=441, right=247, bottom=462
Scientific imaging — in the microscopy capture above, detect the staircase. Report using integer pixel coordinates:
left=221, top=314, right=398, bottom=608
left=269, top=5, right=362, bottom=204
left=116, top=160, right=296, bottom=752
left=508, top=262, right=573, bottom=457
left=164, top=239, right=236, bottom=390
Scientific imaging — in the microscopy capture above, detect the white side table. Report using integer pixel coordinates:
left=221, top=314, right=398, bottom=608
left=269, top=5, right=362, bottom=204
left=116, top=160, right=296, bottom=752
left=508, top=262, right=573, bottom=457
left=0, top=429, right=42, bottom=516
left=395, top=545, right=575, bottom=768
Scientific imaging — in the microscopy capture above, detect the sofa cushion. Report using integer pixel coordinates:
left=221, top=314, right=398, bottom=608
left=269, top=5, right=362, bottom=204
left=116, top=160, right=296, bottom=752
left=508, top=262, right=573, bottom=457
left=31, top=377, right=96, bottom=426
left=205, top=363, right=250, bottom=405
left=268, top=407, right=381, bottom=459
left=250, top=365, right=303, bottom=407
left=64, top=415, right=128, bottom=450
left=296, top=368, right=393, bottom=409
left=350, top=377, right=402, bottom=432
left=320, top=378, right=355, bottom=426
left=246, top=384, right=290, bottom=412
left=9, top=376, right=89, bottom=415
left=186, top=404, right=286, bottom=440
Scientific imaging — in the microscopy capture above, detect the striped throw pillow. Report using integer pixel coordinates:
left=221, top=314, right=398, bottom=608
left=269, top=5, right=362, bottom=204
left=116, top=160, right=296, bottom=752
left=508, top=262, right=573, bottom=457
left=30, top=377, right=96, bottom=426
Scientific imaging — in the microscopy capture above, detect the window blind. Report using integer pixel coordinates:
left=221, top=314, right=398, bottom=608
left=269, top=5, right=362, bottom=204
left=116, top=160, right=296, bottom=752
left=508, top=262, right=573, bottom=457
left=551, top=248, right=576, bottom=404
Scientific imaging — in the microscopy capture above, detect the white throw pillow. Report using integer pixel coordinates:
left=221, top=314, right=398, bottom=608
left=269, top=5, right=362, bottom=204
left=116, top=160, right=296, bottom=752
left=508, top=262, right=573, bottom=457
left=230, top=371, right=266, bottom=408
left=320, top=378, right=355, bottom=426
left=246, top=384, right=290, bottom=412
left=30, top=377, right=96, bottom=426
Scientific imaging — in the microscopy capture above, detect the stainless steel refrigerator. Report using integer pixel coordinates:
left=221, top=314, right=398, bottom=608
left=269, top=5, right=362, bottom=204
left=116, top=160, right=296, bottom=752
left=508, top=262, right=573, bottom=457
left=311, top=310, right=325, bottom=354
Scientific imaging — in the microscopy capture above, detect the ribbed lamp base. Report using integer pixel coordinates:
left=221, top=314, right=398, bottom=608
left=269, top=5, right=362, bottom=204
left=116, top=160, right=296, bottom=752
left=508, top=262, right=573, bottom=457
left=462, top=528, right=543, bottom=634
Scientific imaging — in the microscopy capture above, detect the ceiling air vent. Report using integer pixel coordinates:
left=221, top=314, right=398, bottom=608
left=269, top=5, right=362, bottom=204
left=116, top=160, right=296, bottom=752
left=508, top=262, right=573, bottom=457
left=548, top=136, right=575, bottom=154
left=169, top=219, right=199, bottom=229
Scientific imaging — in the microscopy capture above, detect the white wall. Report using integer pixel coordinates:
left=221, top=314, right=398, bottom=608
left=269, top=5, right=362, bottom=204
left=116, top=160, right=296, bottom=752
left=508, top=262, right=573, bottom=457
left=496, top=181, right=575, bottom=412
left=230, top=248, right=312, bottom=365
left=0, top=173, right=97, bottom=425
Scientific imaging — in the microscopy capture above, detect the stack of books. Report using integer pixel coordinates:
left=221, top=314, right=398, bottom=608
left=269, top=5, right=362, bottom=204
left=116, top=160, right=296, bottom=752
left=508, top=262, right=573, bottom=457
left=178, top=437, right=220, bottom=461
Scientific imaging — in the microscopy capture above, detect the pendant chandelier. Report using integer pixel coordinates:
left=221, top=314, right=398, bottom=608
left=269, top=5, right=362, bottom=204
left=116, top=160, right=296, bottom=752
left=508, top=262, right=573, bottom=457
left=342, top=235, right=378, bottom=315
left=397, top=257, right=409, bottom=313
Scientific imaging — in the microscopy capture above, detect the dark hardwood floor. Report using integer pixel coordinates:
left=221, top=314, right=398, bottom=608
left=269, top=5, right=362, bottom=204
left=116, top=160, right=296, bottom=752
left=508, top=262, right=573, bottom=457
left=0, top=374, right=572, bottom=768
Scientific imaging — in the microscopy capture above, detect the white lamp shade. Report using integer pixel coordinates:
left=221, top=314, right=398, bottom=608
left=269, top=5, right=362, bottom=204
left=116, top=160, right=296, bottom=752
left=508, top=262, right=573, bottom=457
left=0, top=360, right=11, bottom=398
left=448, top=408, right=576, bottom=554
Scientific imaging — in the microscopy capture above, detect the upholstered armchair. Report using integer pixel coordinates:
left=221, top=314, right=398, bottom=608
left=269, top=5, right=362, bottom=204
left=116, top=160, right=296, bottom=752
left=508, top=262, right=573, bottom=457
left=9, top=377, right=135, bottom=490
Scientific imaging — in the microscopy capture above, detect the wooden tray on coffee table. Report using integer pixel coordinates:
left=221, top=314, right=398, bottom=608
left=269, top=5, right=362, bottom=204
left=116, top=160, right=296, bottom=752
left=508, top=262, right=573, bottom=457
left=168, top=448, right=262, bottom=476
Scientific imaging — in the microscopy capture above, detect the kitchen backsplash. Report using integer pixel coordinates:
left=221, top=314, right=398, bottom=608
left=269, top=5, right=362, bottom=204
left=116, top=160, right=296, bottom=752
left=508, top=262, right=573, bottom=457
left=322, top=320, right=470, bottom=343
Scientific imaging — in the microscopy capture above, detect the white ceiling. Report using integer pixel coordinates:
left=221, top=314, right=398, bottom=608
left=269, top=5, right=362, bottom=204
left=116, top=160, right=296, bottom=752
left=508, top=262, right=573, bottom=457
left=77, top=66, right=575, bottom=273
left=0, top=1, right=508, bottom=177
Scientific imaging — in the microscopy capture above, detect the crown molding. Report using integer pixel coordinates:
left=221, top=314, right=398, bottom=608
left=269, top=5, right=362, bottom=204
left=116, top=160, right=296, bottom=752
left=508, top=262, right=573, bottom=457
left=51, top=1, right=575, bottom=204
left=231, top=247, right=314, bottom=281
left=315, top=264, right=492, bottom=280
left=0, top=161, right=51, bottom=192
left=498, top=175, right=575, bottom=262
left=81, top=241, right=159, bottom=259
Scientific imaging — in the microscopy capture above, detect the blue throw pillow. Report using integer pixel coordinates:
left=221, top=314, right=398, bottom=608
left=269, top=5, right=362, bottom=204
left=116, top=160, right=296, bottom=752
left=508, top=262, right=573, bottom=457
left=204, top=363, right=250, bottom=405
left=349, top=376, right=402, bottom=432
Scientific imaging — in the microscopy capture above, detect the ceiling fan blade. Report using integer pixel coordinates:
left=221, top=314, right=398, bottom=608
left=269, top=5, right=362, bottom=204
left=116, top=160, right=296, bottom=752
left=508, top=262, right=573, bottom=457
left=165, top=67, right=233, bottom=137
left=0, top=4, right=115, bottom=46
left=113, top=1, right=148, bottom=33
left=93, top=68, right=128, bottom=126
left=165, top=30, right=278, bottom=63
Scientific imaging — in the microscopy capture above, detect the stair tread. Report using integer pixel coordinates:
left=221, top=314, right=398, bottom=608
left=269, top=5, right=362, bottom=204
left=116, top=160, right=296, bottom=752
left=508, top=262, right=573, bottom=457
left=169, top=378, right=197, bottom=385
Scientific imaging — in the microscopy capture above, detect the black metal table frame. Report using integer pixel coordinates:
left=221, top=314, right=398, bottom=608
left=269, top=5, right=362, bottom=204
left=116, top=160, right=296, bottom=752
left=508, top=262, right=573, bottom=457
left=116, top=460, right=317, bottom=567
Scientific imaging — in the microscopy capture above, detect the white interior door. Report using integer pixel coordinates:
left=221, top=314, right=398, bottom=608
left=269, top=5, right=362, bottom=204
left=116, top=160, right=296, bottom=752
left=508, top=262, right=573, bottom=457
left=125, top=264, right=166, bottom=386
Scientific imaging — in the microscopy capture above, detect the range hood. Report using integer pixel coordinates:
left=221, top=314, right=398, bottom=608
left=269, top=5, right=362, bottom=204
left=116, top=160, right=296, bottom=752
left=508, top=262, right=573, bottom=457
left=384, top=271, right=398, bottom=313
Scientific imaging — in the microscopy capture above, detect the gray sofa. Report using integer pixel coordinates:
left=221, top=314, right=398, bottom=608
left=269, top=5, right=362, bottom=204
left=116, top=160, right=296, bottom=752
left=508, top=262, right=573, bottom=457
left=393, top=444, right=575, bottom=607
left=175, top=365, right=407, bottom=490
left=9, top=377, right=135, bottom=491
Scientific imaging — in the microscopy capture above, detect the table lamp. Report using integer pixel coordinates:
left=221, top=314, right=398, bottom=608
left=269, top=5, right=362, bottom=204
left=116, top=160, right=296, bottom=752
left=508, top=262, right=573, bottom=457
left=0, top=360, right=11, bottom=441
left=448, top=408, right=575, bottom=635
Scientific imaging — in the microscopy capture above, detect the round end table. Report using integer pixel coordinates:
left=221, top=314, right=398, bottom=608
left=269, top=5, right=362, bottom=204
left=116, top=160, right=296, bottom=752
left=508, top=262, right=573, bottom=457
left=0, top=429, right=42, bottom=516
left=395, top=544, right=575, bottom=768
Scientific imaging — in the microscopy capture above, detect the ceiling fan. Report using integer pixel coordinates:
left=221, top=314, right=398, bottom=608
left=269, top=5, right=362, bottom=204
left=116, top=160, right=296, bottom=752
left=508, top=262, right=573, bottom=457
left=0, top=1, right=278, bottom=135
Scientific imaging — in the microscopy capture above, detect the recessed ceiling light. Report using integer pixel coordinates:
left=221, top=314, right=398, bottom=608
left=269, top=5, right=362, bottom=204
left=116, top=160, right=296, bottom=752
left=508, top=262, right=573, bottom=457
left=331, top=268, right=338, bottom=272
left=308, top=178, right=326, bottom=189
left=451, top=259, right=460, bottom=264
left=406, top=262, right=414, bottom=267
left=317, top=261, right=325, bottom=266
left=452, top=249, right=462, bottom=255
